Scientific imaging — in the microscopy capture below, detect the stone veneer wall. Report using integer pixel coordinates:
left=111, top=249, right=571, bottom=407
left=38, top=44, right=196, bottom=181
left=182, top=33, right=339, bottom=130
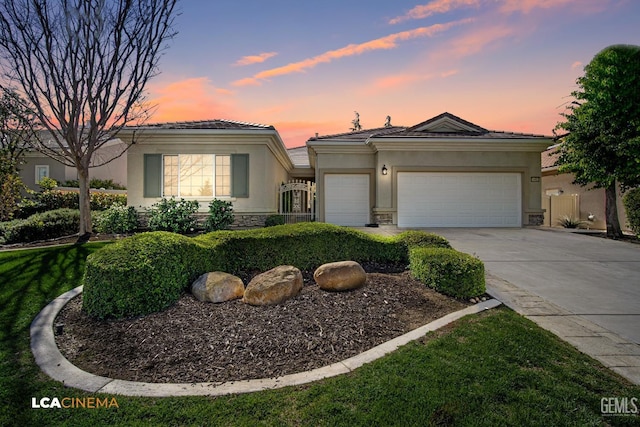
left=527, top=214, right=544, bottom=226
left=373, top=213, right=393, bottom=225
left=231, top=214, right=268, bottom=228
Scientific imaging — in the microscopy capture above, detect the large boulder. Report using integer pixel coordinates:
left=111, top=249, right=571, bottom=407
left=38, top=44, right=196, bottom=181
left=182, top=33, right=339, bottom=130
left=243, top=265, right=303, bottom=306
left=314, top=261, right=366, bottom=291
left=191, top=272, right=245, bottom=303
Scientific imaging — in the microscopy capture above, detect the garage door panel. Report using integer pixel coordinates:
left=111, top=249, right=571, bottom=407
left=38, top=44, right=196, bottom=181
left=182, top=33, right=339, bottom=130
left=325, top=174, right=369, bottom=226
left=398, top=172, right=521, bottom=227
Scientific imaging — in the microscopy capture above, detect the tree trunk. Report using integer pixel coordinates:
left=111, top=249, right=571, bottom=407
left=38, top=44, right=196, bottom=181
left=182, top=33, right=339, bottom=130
left=77, top=165, right=92, bottom=242
left=605, top=182, right=623, bottom=238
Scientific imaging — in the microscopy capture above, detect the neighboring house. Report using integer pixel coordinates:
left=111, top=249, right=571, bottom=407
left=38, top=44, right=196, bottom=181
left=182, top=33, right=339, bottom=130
left=121, top=113, right=552, bottom=228
left=19, top=138, right=128, bottom=190
left=541, top=145, right=630, bottom=230
left=307, top=112, right=552, bottom=227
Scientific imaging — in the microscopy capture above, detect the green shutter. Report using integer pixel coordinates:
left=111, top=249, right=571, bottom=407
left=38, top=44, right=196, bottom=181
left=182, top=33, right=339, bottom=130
left=143, top=154, right=162, bottom=198
left=231, top=154, right=249, bottom=198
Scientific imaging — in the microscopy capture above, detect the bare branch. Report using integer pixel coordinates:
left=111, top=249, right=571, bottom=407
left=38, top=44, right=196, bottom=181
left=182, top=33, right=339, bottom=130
left=0, top=0, right=178, bottom=234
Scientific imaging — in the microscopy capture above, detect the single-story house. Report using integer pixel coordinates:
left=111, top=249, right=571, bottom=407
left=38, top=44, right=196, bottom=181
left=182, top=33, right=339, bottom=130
left=121, top=112, right=553, bottom=228
left=541, top=145, right=630, bottom=230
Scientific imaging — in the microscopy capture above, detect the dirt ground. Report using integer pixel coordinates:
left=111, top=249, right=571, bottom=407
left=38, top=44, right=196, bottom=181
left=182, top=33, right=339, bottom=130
left=55, top=266, right=470, bottom=384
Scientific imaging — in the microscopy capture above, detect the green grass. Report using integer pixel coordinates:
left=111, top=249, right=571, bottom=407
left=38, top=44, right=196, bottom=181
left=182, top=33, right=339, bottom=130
left=1, top=245, right=639, bottom=426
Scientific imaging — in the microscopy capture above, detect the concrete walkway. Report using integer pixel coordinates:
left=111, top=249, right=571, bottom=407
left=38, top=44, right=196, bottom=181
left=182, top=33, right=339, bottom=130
left=361, top=226, right=640, bottom=385
left=31, top=285, right=500, bottom=397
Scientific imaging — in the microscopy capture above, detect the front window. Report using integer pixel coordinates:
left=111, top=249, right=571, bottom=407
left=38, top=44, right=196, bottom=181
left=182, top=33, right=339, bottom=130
left=162, top=154, right=230, bottom=198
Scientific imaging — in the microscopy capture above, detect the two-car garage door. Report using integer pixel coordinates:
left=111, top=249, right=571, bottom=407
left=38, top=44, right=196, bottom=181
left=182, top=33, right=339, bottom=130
left=397, top=172, right=522, bottom=227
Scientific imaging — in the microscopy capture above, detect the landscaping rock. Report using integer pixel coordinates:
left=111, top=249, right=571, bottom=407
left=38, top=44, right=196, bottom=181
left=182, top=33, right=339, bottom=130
left=243, top=265, right=303, bottom=306
left=191, top=272, right=245, bottom=303
left=314, top=261, right=366, bottom=291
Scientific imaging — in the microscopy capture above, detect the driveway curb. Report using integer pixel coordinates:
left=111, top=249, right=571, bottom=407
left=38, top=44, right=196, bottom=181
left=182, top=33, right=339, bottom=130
left=31, top=286, right=501, bottom=397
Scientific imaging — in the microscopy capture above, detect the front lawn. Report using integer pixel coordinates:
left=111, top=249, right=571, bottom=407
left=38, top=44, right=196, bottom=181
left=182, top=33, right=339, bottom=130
left=1, top=244, right=638, bottom=426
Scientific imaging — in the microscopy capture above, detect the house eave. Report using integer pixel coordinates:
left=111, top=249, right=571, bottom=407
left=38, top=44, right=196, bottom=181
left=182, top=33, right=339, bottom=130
left=369, top=138, right=553, bottom=152
left=121, top=128, right=294, bottom=171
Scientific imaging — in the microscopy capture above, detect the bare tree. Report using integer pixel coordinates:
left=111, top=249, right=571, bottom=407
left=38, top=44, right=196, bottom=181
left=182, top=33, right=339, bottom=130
left=0, top=0, right=178, bottom=239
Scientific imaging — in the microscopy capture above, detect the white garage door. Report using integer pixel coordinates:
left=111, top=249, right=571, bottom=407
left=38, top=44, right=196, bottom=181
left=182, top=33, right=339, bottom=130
left=397, top=172, right=521, bottom=227
left=325, top=174, right=369, bottom=226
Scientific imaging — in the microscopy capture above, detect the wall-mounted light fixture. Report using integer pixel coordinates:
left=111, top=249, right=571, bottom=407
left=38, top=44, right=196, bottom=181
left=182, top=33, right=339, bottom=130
left=382, top=165, right=388, bottom=175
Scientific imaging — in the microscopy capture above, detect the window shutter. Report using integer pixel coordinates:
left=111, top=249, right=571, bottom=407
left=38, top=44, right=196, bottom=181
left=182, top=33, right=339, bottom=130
left=231, top=154, right=249, bottom=198
left=143, top=154, right=162, bottom=198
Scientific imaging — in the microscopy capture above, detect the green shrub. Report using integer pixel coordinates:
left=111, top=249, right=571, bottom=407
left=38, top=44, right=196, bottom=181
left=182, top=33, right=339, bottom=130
left=83, top=223, right=455, bottom=319
left=264, top=214, right=285, bottom=227
left=37, top=176, right=58, bottom=191
left=0, top=172, right=25, bottom=221
left=409, top=247, right=485, bottom=299
left=17, top=190, right=126, bottom=216
left=83, top=232, right=214, bottom=319
left=63, top=178, right=126, bottom=190
left=395, top=230, right=451, bottom=249
left=89, top=192, right=127, bottom=211
left=36, top=190, right=79, bottom=211
left=0, top=209, right=80, bottom=244
left=83, top=224, right=484, bottom=319
left=94, top=203, right=138, bottom=234
left=196, top=223, right=410, bottom=273
left=204, top=199, right=234, bottom=231
left=623, top=188, right=640, bottom=235
left=146, top=197, right=200, bottom=234
left=558, top=215, right=585, bottom=229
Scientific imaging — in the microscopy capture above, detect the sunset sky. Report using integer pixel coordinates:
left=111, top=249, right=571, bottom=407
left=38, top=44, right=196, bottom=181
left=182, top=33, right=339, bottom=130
left=146, top=0, right=640, bottom=148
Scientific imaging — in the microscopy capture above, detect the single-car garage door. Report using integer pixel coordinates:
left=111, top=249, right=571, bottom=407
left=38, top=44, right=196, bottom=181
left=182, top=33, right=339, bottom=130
left=325, top=174, right=369, bottom=226
left=397, top=172, right=521, bottom=227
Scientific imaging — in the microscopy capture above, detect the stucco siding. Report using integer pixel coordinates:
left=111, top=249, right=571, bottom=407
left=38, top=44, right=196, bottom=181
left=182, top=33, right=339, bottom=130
left=126, top=137, right=289, bottom=214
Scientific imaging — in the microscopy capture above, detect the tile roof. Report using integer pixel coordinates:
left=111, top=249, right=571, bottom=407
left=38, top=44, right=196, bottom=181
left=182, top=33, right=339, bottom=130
left=308, top=112, right=551, bottom=142
left=287, top=146, right=311, bottom=168
left=308, top=126, right=405, bottom=141
left=127, top=119, right=275, bottom=131
left=542, top=145, right=561, bottom=170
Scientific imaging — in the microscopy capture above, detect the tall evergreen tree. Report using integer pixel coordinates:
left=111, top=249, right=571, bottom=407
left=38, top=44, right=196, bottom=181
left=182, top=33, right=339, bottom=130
left=555, top=44, right=640, bottom=238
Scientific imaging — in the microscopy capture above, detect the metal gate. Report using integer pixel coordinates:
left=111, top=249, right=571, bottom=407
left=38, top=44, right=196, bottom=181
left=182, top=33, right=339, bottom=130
left=278, top=179, right=316, bottom=224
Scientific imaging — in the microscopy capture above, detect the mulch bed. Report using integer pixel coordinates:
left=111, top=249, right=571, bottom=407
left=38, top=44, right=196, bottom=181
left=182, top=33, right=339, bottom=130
left=55, top=265, right=469, bottom=384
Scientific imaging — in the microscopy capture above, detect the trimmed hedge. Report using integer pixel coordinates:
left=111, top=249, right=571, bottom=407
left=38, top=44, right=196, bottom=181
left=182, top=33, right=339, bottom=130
left=82, top=223, right=481, bottom=319
left=623, top=188, right=640, bottom=235
left=194, top=223, right=409, bottom=273
left=409, top=247, right=485, bottom=299
left=83, top=232, right=215, bottom=319
left=0, top=209, right=80, bottom=244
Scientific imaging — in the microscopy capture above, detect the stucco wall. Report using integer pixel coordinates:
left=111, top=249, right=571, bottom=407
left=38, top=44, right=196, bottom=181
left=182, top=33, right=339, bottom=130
left=542, top=172, right=630, bottom=230
left=310, top=146, right=545, bottom=226
left=127, top=137, right=289, bottom=215
left=20, top=155, right=66, bottom=190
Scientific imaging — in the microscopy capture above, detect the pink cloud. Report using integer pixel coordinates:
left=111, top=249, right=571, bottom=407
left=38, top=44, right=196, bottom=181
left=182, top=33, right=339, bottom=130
left=146, top=77, right=238, bottom=123
left=389, top=0, right=480, bottom=25
left=499, top=0, right=608, bottom=14
left=234, top=52, right=278, bottom=66
left=232, top=19, right=473, bottom=87
left=445, top=25, right=514, bottom=57
left=571, top=61, right=583, bottom=70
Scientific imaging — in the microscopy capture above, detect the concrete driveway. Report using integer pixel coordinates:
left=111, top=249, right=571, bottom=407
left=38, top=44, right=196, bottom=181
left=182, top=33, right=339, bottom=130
left=431, top=228, right=640, bottom=345
left=360, top=226, right=640, bottom=383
